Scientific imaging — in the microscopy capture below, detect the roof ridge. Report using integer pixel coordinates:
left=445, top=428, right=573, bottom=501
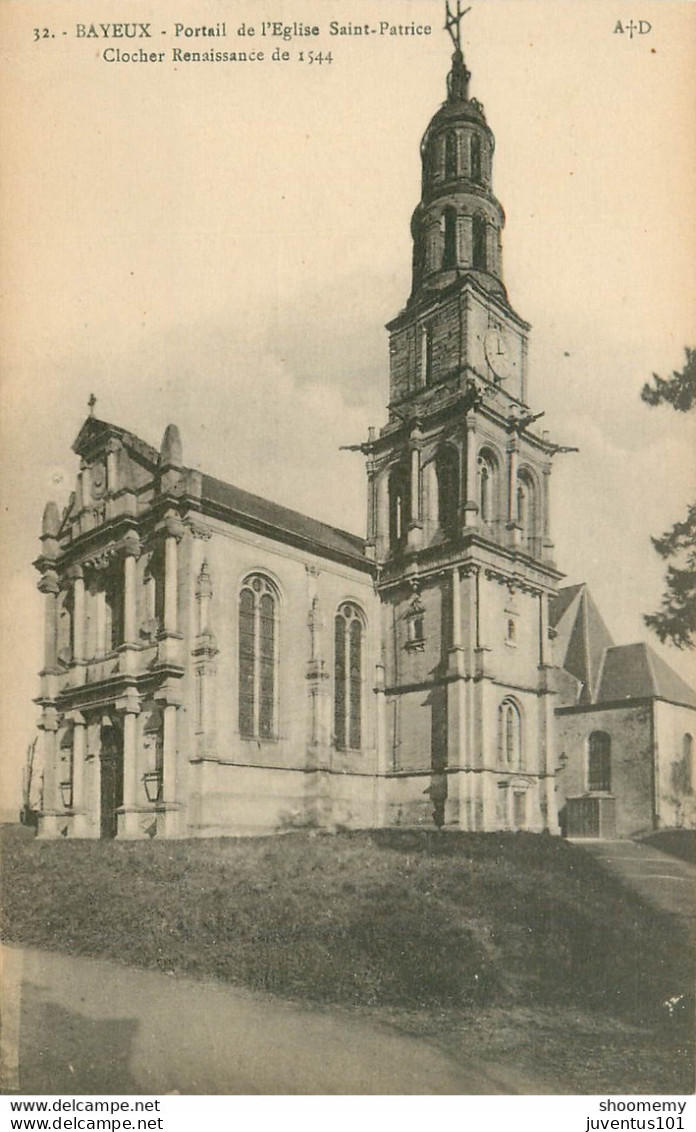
left=642, top=641, right=659, bottom=697
left=201, top=471, right=365, bottom=547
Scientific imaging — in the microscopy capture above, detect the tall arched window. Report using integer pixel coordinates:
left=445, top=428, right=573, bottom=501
left=499, top=698, right=522, bottom=769
left=588, top=731, right=611, bottom=792
left=389, top=464, right=411, bottom=552
left=472, top=214, right=487, bottom=270
left=436, top=447, right=460, bottom=537
left=239, top=574, right=278, bottom=739
left=478, top=450, right=498, bottom=525
left=470, top=134, right=482, bottom=183
left=442, top=207, right=457, bottom=270
left=444, top=131, right=458, bottom=179
left=517, top=469, right=539, bottom=555
left=334, top=603, right=364, bottom=751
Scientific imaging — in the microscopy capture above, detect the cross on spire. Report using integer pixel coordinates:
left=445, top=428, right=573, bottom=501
left=445, top=0, right=471, bottom=51
left=88, top=393, right=97, bottom=417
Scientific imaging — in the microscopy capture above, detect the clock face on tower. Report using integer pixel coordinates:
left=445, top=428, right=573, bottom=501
left=484, top=327, right=516, bottom=382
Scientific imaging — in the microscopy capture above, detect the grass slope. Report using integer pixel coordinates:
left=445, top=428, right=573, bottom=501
left=1, top=826, right=693, bottom=1092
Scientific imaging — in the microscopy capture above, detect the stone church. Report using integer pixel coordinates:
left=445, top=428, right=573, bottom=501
left=33, top=34, right=695, bottom=840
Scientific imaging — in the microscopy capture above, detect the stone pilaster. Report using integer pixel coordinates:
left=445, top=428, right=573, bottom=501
left=36, top=707, right=60, bottom=837
left=38, top=570, right=60, bottom=672
left=463, top=414, right=478, bottom=526
left=407, top=428, right=423, bottom=550
left=193, top=560, right=219, bottom=760
left=506, top=436, right=520, bottom=546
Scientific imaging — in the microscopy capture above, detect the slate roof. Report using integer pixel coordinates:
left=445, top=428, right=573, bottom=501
left=550, top=583, right=614, bottom=704
left=598, top=642, right=696, bottom=709
left=201, top=474, right=368, bottom=567
left=552, top=583, right=696, bottom=711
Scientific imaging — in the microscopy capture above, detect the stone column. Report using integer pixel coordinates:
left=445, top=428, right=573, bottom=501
left=121, top=534, right=140, bottom=647
left=506, top=439, right=521, bottom=548
left=463, top=415, right=478, bottom=526
left=95, top=588, right=106, bottom=656
left=451, top=566, right=462, bottom=651
left=193, top=561, right=218, bottom=758
left=410, top=445, right=420, bottom=525
left=376, top=467, right=389, bottom=560
left=407, top=430, right=423, bottom=550
left=70, top=712, right=88, bottom=835
left=122, top=708, right=138, bottom=812
left=507, top=440, right=519, bottom=524
left=461, top=214, right=473, bottom=267
left=447, top=568, right=467, bottom=827
left=158, top=515, right=185, bottom=637
left=538, top=592, right=549, bottom=668
left=425, top=219, right=440, bottom=274
left=69, top=567, right=85, bottom=663
left=542, top=463, right=555, bottom=560
left=455, top=213, right=467, bottom=267
left=43, top=712, right=59, bottom=809
left=365, top=453, right=377, bottom=558
left=164, top=535, right=178, bottom=633
left=487, top=223, right=498, bottom=275
left=38, top=571, right=59, bottom=671
left=160, top=703, right=176, bottom=800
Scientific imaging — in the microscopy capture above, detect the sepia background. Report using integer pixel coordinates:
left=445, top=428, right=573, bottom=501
left=1, top=0, right=694, bottom=819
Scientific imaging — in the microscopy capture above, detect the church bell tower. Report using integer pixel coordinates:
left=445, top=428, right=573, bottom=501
left=365, top=7, right=563, bottom=833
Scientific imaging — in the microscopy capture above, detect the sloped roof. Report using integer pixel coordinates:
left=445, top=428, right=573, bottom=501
left=598, top=642, right=696, bottom=709
left=201, top=474, right=368, bottom=566
left=551, top=583, right=614, bottom=703
left=549, top=583, right=584, bottom=628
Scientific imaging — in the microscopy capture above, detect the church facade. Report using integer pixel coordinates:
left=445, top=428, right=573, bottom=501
left=33, top=37, right=694, bottom=840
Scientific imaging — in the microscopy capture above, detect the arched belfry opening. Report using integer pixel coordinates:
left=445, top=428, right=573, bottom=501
left=470, top=133, right=482, bottom=183
left=472, top=214, right=487, bottom=270
left=442, top=207, right=458, bottom=269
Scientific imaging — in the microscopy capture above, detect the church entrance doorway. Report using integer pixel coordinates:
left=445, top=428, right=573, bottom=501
left=100, top=719, right=123, bottom=839
left=512, top=788, right=527, bottom=831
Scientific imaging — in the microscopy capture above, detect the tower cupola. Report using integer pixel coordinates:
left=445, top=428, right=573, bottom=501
left=410, top=31, right=506, bottom=304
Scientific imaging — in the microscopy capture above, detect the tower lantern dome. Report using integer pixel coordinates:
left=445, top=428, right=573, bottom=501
left=409, top=42, right=506, bottom=305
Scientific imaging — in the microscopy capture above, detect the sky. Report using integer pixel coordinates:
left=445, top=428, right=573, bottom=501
left=1, top=0, right=695, bottom=817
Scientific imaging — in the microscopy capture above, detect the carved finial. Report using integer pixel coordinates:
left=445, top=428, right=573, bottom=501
left=42, top=500, right=60, bottom=538
left=88, top=393, right=97, bottom=417
left=160, top=423, right=183, bottom=468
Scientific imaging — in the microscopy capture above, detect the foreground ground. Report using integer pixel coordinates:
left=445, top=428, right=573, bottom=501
left=1, top=826, right=693, bottom=1094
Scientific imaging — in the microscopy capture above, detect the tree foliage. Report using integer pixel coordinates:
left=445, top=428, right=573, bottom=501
left=641, top=347, right=696, bottom=412
left=641, top=348, right=696, bottom=649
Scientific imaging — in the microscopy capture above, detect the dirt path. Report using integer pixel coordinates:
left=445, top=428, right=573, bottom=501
left=0, top=943, right=536, bottom=1095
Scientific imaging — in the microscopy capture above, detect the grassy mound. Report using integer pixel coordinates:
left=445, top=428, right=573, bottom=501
left=1, top=826, right=691, bottom=1027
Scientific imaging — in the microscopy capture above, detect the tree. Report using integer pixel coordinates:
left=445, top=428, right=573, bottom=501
left=641, top=348, right=696, bottom=649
